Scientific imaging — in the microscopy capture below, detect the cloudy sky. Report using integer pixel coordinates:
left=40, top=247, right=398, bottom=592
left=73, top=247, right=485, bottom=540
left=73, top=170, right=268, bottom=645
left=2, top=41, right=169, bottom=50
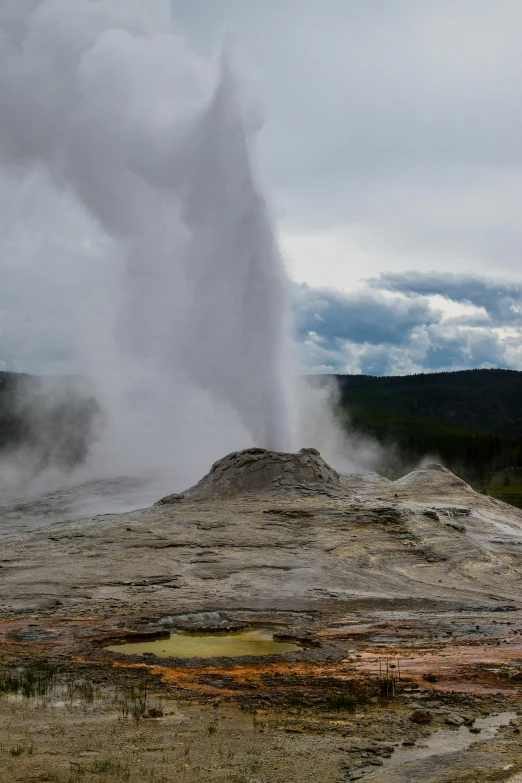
left=1, top=1, right=521, bottom=376
left=172, top=0, right=522, bottom=375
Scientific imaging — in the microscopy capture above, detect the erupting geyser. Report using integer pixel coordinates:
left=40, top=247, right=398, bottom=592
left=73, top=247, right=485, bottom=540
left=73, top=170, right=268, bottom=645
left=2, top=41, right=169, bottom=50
left=0, top=2, right=293, bottom=483
left=179, top=51, right=292, bottom=451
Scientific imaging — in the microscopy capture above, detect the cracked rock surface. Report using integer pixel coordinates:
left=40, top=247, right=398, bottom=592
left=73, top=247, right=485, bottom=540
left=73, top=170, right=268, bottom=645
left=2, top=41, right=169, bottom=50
left=158, top=447, right=345, bottom=502
left=1, top=449, right=522, bottom=617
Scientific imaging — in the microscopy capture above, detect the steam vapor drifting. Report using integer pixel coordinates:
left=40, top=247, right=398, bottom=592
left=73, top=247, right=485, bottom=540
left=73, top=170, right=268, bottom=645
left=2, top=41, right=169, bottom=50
left=0, top=1, right=381, bottom=495
left=0, top=0, right=294, bottom=486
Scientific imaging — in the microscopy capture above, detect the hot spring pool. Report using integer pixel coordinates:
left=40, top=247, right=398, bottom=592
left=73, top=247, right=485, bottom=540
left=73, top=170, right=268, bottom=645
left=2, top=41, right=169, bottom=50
left=107, top=627, right=302, bottom=659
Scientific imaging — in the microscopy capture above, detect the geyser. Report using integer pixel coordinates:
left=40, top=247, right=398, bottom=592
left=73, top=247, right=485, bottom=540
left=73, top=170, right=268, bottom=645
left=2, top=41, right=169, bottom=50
left=179, top=51, right=291, bottom=451
left=0, top=1, right=292, bottom=486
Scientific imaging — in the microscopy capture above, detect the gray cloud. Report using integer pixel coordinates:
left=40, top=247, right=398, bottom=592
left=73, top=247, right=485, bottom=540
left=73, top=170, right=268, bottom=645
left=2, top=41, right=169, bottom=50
left=369, top=271, right=522, bottom=326
left=172, top=1, right=522, bottom=283
left=293, top=283, right=440, bottom=347
left=421, top=324, right=507, bottom=371
left=294, top=275, right=522, bottom=375
left=2, top=2, right=522, bottom=383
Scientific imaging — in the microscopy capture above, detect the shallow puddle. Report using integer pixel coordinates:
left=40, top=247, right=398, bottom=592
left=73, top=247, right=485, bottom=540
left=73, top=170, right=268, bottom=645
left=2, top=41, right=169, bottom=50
left=385, top=712, right=516, bottom=767
left=107, top=627, right=302, bottom=658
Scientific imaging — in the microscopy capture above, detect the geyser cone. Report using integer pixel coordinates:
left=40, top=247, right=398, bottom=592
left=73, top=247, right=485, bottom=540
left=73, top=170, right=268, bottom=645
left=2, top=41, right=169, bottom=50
left=158, top=447, right=344, bottom=502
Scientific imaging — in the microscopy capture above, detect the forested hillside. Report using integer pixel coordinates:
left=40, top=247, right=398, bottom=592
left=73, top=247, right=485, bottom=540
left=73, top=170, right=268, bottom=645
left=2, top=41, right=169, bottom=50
left=0, top=371, right=100, bottom=475
left=332, top=369, right=522, bottom=507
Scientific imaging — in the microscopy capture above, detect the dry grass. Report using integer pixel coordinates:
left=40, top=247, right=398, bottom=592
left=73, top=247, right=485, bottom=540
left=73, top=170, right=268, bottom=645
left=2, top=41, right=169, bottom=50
left=0, top=663, right=346, bottom=783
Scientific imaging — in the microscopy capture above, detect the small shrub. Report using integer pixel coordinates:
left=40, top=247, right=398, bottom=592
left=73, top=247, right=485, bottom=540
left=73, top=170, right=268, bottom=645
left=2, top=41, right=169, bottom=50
left=286, top=693, right=308, bottom=708
left=378, top=659, right=401, bottom=698
left=0, top=661, right=57, bottom=698
left=91, top=758, right=130, bottom=776
left=325, top=693, right=358, bottom=711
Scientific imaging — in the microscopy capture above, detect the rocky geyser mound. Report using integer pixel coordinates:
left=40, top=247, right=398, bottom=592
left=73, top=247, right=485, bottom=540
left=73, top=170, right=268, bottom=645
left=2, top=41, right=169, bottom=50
left=158, top=447, right=344, bottom=502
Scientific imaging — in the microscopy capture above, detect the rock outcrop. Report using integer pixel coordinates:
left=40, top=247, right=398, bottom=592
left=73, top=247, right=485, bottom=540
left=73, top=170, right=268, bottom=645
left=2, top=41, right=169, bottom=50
left=158, top=447, right=345, bottom=503
left=393, top=463, right=476, bottom=500
left=3, top=449, right=522, bottom=617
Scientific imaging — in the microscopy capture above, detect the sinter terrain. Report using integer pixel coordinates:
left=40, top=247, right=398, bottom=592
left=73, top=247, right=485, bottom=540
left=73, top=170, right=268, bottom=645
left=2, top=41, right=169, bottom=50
left=1, top=447, right=522, bottom=782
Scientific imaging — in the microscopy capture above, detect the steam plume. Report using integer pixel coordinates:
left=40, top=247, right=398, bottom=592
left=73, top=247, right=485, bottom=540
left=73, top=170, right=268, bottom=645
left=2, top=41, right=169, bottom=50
left=0, top=1, right=292, bottom=484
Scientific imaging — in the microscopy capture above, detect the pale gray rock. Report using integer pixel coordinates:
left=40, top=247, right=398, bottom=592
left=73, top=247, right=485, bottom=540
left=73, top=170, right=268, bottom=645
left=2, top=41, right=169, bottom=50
left=160, top=447, right=345, bottom=501
left=1, top=450, right=522, bottom=616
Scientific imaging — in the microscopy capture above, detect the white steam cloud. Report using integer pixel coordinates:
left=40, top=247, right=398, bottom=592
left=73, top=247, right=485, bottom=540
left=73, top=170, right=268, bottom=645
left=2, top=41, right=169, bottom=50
left=0, top=1, right=382, bottom=504
left=295, top=376, right=383, bottom=475
left=0, top=0, right=293, bottom=489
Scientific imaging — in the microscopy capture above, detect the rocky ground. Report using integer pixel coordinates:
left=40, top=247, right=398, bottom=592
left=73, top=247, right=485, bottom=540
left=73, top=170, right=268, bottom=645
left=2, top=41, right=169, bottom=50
left=2, top=447, right=522, bottom=782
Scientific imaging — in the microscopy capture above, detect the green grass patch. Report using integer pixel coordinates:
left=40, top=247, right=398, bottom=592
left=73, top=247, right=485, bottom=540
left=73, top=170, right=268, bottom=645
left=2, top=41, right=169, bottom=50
left=324, top=692, right=364, bottom=711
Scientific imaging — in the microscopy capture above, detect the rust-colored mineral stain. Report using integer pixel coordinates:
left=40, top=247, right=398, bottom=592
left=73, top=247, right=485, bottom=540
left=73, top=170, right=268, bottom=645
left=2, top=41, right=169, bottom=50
left=352, top=636, right=522, bottom=693
left=4, top=612, right=522, bottom=699
left=64, top=626, right=522, bottom=696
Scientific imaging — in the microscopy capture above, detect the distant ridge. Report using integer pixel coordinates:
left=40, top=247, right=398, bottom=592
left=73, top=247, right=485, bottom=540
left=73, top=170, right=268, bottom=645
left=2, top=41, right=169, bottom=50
left=310, top=368, right=522, bottom=506
left=334, top=367, right=521, bottom=387
left=323, top=368, right=522, bottom=437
